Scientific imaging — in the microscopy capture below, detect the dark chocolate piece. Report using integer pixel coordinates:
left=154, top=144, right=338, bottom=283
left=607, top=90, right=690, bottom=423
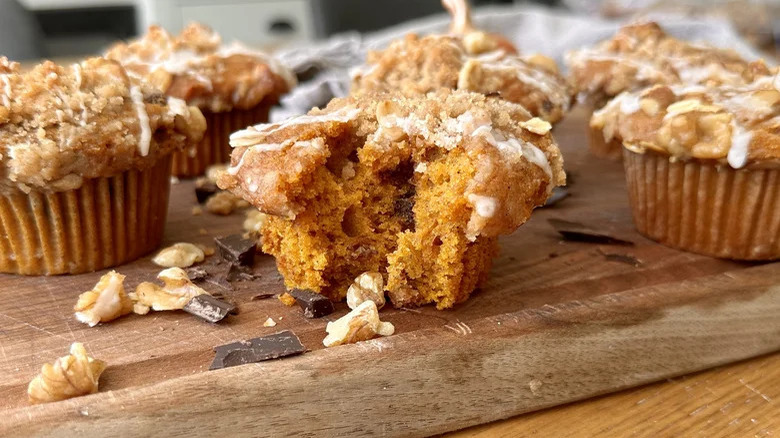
left=543, top=187, right=570, bottom=208
left=225, top=263, right=251, bottom=282
left=209, top=330, right=306, bottom=370
left=250, top=292, right=276, bottom=300
left=548, top=218, right=634, bottom=246
left=215, top=234, right=256, bottom=266
left=195, top=182, right=219, bottom=204
left=183, top=295, right=236, bottom=323
left=289, top=289, right=334, bottom=318
left=186, top=266, right=209, bottom=283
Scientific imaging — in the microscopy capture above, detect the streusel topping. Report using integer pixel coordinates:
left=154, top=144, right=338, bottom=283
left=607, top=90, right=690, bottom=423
left=219, top=89, right=565, bottom=240
left=352, top=33, right=571, bottom=124
left=106, top=23, right=296, bottom=113
left=590, top=75, right=780, bottom=168
left=0, top=57, right=206, bottom=193
left=566, top=22, right=774, bottom=104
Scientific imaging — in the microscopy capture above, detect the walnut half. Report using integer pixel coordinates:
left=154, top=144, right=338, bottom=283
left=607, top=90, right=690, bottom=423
left=152, top=242, right=205, bottom=268
left=346, top=272, right=386, bottom=310
left=74, top=271, right=134, bottom=327
left=27, top=343, right=106, bottom=404
left=323, top=301, right=395, bottom=347
left=130, top=267, right=210, bottom=315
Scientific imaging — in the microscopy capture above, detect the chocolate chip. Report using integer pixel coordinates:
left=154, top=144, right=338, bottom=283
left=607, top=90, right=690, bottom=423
left=543, top=187, right=570, bottom=208
left=185, top=266, right=209, bottom=283
left=394, top=195, right=415, bottom=231
left=215, top=234, right=256, bottom=266
left=289, top=289, right=334, bottom=318
left=548, top=218, right=634, bottom=246
left=209, top=330, right=306, bottom=370
left=183, top=295, right=236, bottom=323
left=195, top=182, right=219, bottom=204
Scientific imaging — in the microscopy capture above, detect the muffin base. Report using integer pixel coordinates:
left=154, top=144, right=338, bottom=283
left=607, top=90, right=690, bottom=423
left=171, top=104, right=271, bottom=178
left=624, top=148, right=779, bottom=260
left=0, top=156, right=172, bottom=275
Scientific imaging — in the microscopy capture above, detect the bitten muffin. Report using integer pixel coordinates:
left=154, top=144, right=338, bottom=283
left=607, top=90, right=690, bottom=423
left=351, top=0, right=571, bottom=124
left=591, top=78, right=780, bottom=260
left=566, top=22, right=773, bottom=159
left=0, top=57, right=206, bottom=275
left=106, top=23, right=296, bottom=177
left=218, top=90, right=565, bottom=309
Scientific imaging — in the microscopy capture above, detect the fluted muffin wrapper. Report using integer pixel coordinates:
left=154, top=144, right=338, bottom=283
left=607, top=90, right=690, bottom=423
left=0, top=155, right=172, bottom=275
left=171, top=104, right=271, bottom=178
left=623, top=148, right=779, bottom=260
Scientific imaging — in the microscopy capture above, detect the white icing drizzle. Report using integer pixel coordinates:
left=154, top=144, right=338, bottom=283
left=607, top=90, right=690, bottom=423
left=467, top=193, right=497, bottom=218
left=727, top=121, right=752, bottom=169
left=217, top=41, right=297, bottom=89
left=618, top=93, right=641, bottom=114
left=230, top=107, right=360, bottom=148
left=167, top=97, right=189, bottom=117
left=227, top=138, right=326, bottom=175
left=1, top=74, right=12, bottom=107
left=487, top=130, right=553, bottom=179
left=129, top=86, right=152, bottom=156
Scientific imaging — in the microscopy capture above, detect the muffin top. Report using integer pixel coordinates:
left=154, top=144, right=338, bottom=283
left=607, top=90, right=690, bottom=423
left=566, top=22, right=773, bottom=104
left=351, top=33, right=571, bottom=124
left=218, top=89, right=565, bottom=241
left=105, top=23, right=296, bottom=113
left=0, top=57, right=206, bottom=194
left=590, top=75, right=780, bottom=169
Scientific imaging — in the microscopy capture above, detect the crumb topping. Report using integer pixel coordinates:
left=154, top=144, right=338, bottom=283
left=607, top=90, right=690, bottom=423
left=590, top=75, right=780, bottom=168
left=0, top=57, right=206, bottom=193
left=566, top=22, right=775, bottom=102
left=351, top=33, right=571, bottom=123
left=106, top=23, right=296, bottom=112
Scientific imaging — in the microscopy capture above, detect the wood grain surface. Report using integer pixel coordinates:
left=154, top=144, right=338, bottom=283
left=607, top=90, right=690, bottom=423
left=0, top=107, right=777, bottom=436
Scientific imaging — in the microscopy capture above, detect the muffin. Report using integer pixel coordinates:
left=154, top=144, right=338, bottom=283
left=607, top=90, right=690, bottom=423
left=218, top=89, right=565, bottom=309
left=106, top=23, right=296, bottom=177
left=592, top=79, right=780, bottom=260
left=0, top=57, right=206, bottom=275
left=566, top=22, right=773, bottom=159
left=351, top=0, right=571, bottom=124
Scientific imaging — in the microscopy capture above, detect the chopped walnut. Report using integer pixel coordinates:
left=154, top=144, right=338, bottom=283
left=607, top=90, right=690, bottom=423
left=130, top=267, right=210, bottom=314
left=206, top=191, right=250, bottom=215
left=346, top=272, right=386, bottom=310
left=263, top=317, right=277, bottom=327
left=27, top=343, right=106, bottom=404
left=519, top=117, right=552, bottom=135
left=152, top=242, right=205, bottom=268
left=205, top=164, right=228, bottom=184
left=278, top=292, right=296, bottom=307
left=243, top=209, right=268, bottom=239
left=322, top=301, right=395, bottom=347
left=74, top=271, right=134, bottom=327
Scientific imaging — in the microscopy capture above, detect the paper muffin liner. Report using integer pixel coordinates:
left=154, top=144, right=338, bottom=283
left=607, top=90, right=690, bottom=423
left=623, top=148, right=779, bottom=260
left=171, top=104, right=271, bottom=178
left=588, top=123, right=623, bottom=160
left=0, top=156, right=172, bottom=275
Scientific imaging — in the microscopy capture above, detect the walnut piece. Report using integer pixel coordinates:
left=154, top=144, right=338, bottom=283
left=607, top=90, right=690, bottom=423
left=152, top=242, right=205, bottom=268
left=243, top=209, right=268, bottom=239
left=346, top=272, right=386, bottom=310
left=130, top=267, right=210, bottom=315
left=323, top=301, right=395, bottom=347
left=206, top=191, right=250, bottom=215
left=74, top=271, right=134, bottom=327
left=28, top=343, right=106, bottom=404
left=263, top=317, right=277, bottom=327
left=518, top=117, right=552, bottom=135
left=205, top=164, right=228, bottom=184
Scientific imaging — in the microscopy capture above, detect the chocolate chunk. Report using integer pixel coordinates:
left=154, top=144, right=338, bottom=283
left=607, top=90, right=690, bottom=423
left=225, top=263, right=251, bottom=282
left=209, top=330, right=306, bottom=370
left=215, top=234, right=256, bottom=266
left=195, top=182, right=219, bottom=204
left=183, top=295, right=236, bottom=323
left=185, top=266, right=209, bottom=283
left=394, top=195, right=415, bottom=231
left=548, top=218, right=634, bottom=246
left=289, top=289, right=334, bottom=318
left=543, top=187, right=570, bottom=208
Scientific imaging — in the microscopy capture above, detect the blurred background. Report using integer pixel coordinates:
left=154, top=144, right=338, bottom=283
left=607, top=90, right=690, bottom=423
left=1, top=0, right=777, bottom=61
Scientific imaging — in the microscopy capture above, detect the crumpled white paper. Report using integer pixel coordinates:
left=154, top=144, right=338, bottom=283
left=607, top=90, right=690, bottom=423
left=271, top=4, right=766, bottom=121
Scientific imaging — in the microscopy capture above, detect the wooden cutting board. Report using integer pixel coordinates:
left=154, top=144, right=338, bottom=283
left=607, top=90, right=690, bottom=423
left=0, top=107, right=778, bottom=437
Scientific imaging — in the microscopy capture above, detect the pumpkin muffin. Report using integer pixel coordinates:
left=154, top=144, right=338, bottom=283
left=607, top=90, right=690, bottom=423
left=218, top=90, right=565, bottom=309
left=566, top=22, right=773, bottom=159
left=0, top=57, right=205, bottom=275
left=591, top=77, right=780, bottom=260
left=106, top=23, right=296, bottom=177
left=351, top=0, right=571, bottom=124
